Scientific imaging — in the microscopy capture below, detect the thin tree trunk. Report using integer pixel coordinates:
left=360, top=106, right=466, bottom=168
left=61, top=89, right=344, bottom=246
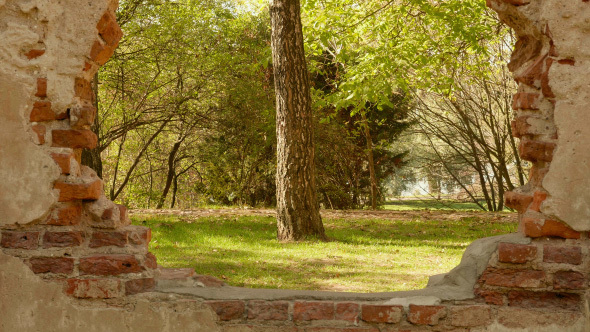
left=270, top=0, right=326, bottom=241
left=82, top=72, right=104, bottom=177
left=156, top=140, right=182, bottom=209
left=111, top=118, right=170, bottom=200
left=361, top=113, right=378, bottom=210
left=170, top=173, right=178, bottom=208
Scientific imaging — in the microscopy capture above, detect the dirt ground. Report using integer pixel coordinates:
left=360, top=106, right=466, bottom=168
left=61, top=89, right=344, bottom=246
left=131, top=208, right=517, bottom=223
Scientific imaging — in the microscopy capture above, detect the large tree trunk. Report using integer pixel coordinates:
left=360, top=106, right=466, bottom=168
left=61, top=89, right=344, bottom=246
left=270, top=0, right=326, bottom=241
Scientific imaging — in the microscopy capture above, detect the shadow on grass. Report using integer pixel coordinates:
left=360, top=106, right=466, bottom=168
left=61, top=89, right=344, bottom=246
left=135, top=214, right=517, bottom=292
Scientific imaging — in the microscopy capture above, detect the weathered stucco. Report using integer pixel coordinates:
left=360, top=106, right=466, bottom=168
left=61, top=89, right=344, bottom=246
left=0, top=73, right=59, bottom=225
left=0, top=252, right=220, bottom=332
left=0, top=0, right=109, bottom=225
left=541, top=1, right=590, bottom=229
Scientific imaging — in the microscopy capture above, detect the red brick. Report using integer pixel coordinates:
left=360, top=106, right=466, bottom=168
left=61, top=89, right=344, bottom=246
left=97, top=11, right=123, bottom=47
left=479, top=268, right=545, bottom=288
left=247, top=300, right=289, bottom=320
left=294, top=301, right=335, bottom=321
left=25, top=49, right=45, bottom=59
left=31, top=124, right=46, bottom=144
left=557, top=59, right=575, bottom=66
left=543, top=246, right=582, bottom=265
left=43, top=231, right=84, bottom=248
left=553, top=271, right=586, bottom=290
left=89, top=231, right=128, bottom=248
left=36, top=78, right=47, bottom=98
left=54, top=178, right=102, bottom=201
left=498, top=243, right=537, bottom=264
left=511, top=116, right=532, bottom=138
left=530, top=191, right=547, bottom=212
left=206, top=300, right=245, bottom=321
left=335, top=302, right=360, bottom=322
left=0, top=231, right=39, bottom=249
left=125, top=278, right=156, bottom=295
left=46, top=202, right=82, bottom=226
left=145, top=252, right=158, bottom=269
left=74, top=78, right=93, bottom=102
left=450, top=305, right=491, bottom=327
left=507, top=35, right=542, bottom=72
left=30, top=101, right=54, bottom=122
left=408, top=305, right=446, bottom=325
left=89, top=39, right=116, bottom=66
left=50, top=152, right=74, bottom=175
left=523, top=218, right=581, bottom=239
left=29, top=257, right=74, bottom=274
left=474, top=289, right=505, bottom=305
left=514, top=54, right=546, bottom=87
left=542, top=220, right=581, bottom=239
left=528, top=165, right=548, bottom=187
left=65, top=278, right=123, bottom=298
left=128, top=227, right=151, bottom=245
left=51, top=129, right=98, bottom=149
left=508, top=291, right=581, bottom=311
left=519, top=138, right=555, bottom=162
left=118, top=204, right=130, bottom=224
left=361, top=304, right=403, bottom=323
left=79, top=255, right=143, bottom=276
left=70, top=106, right=97, bottom=129
left=504, top=191, right=533, bottom=213
left=541, top=58, right=555, bottom=99
left=512, top=93, right=539, bottom=110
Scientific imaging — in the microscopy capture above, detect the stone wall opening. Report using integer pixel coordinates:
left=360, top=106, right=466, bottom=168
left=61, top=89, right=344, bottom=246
left=1, top=0, right=590, bottom=331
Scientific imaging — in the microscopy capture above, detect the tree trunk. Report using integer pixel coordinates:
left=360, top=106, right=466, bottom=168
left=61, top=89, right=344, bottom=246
left=361, top=113, right=378, bottom=210
left=82, top=72, right=103, bottom=178
left=270, top=0, right=326, bottom=241
left=156, top=139, right=182, bottom=209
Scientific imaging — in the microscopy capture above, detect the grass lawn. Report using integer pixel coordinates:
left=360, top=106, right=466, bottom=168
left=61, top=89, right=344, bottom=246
left=134, top=214, right=517, bottom=293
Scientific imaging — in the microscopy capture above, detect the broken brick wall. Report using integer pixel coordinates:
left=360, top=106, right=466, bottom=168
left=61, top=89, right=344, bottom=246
left=0, top=0, right=157, bottom=298
left=2, top=0, right=590, bottom=331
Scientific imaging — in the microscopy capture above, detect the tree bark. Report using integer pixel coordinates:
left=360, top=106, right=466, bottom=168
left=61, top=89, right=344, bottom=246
left=82, top=72, right=103, bottom=178
left=361, top=112, right=378, bottom=210
left=270, top=0, right=327, bottom=241
left=156, top=139, right=182, bottom=209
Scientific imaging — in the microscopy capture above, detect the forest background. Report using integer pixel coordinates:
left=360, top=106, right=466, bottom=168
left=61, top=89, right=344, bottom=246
left=86, top=0, right=526, bottom=212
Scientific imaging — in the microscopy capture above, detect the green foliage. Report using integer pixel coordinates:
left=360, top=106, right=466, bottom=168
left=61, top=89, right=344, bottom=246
left=97, top=0, right=514, bottom=211
left=302, top=0, right=499, bottom=109
left=99, top=0, right=275, bottom=208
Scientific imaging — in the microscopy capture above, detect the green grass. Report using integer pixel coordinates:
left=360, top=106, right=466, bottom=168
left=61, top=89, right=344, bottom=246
left=384, top=199, right=487, bottom=211
left=134, top=214, right=517, bottom=293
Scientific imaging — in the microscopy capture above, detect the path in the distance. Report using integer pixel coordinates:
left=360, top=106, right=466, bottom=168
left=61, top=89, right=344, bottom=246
left=131, top=208, right=517, bottom=223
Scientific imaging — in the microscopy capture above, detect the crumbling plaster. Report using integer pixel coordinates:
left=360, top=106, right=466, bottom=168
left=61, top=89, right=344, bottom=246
left=539, top=1, right=590, bottom=230
left=0, top=0, right=107, bottom=225
left=0, top=251, right=220, bottom=332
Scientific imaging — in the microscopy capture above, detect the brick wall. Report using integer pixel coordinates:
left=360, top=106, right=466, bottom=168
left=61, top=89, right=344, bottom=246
left=2, top=0, right=590, bottom=330
left=0, top=0, right=157, bottom=299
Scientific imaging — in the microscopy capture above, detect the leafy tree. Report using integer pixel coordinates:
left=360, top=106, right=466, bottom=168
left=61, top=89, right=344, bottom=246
left=410, top=30, right=526, bottom=211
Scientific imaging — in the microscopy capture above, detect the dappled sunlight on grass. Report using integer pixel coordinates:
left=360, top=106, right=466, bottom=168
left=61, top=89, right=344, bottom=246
left=133, top=214, right=517, bottom=292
